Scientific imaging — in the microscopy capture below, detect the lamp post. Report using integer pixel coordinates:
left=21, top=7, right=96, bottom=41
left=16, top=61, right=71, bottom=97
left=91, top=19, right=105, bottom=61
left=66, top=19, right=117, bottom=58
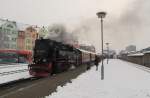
left=106, top=42, right=109, bottom=64
left=96, top=11, right=106, bottom=80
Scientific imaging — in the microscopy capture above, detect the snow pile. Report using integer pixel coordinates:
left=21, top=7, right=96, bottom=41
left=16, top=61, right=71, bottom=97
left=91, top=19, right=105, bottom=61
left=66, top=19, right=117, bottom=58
left=46, top=59, right=150, bottom=98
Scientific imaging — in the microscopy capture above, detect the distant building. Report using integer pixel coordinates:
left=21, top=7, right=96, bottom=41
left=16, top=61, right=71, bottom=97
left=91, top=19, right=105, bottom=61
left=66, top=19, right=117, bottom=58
left=38, top=26, right=48, bottom=38
left=104, top=49, right=116, bottom=58
left=0, top=19, right=39, bottom=50
left=0, top=19, right=18, bottom=49
left=17, top=30, right=26, bottom=50
left=125, top=45, right=136, bottom=52
left=17, top=24, right=38, bottom=50
left=25, top=26, right=38, bottom=50
left=141, top=47, right=150, bottom=53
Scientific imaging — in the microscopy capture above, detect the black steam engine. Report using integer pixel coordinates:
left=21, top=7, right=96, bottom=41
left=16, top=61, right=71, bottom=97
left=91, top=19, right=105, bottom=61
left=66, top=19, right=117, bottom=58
left=29, top=38, right=99, bottom=77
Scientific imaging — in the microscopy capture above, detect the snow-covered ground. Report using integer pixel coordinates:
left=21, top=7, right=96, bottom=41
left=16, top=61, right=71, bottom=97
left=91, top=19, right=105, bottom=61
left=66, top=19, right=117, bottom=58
left=0, top=64, right=32, bottom=84
left=46, top=59, right=150, bottom=98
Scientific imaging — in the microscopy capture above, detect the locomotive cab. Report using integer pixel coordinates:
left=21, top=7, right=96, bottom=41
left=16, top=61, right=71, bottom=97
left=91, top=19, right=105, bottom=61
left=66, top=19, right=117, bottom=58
left=33, top=39, right=54, bottom=64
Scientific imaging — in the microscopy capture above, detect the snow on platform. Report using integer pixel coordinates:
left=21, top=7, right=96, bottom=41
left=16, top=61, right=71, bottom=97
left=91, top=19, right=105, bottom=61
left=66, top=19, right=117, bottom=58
left=46, top=59, right=150, bottom=98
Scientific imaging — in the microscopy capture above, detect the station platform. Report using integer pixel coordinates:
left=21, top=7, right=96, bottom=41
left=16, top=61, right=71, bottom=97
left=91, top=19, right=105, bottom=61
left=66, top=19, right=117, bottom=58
left=46, top=59, right=150, bottom=98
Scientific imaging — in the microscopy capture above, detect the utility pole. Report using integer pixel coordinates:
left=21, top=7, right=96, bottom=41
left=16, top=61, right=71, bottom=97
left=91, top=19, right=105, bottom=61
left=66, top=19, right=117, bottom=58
left=106, top=43, right=109, bottom=64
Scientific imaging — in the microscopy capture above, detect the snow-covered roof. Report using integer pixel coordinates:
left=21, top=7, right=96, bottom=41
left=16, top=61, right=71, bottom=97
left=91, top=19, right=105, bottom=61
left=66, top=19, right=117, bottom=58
left=0, top=19, right=6, bottom=26
left=128, top=53, right=144, bottom=57
left=143, top=51, right=150, bottom=54
left=17, top=23, right=30, bottom=31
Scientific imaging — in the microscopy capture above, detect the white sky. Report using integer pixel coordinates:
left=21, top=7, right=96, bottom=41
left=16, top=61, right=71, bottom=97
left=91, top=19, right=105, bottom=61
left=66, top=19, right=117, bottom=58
left=1, top=0, right=150, bottom=52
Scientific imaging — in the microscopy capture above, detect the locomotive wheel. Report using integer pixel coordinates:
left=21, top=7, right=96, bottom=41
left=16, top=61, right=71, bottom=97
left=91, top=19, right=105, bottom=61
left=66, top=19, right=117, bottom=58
left=53, top=63, right=62, bottom=73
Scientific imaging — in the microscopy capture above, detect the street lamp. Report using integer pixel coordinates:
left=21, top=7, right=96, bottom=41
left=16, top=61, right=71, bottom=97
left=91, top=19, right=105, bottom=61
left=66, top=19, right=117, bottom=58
left=106, top=42, right=109, bottom=64
left=96, top=11, right=106, bottom=80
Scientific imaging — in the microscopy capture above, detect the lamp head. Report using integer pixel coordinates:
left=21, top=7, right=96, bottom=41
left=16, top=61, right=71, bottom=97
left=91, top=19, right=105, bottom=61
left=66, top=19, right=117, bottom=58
left=96, top=12, right=106, bottom=18
left=106, top=43, right=109, bottom=45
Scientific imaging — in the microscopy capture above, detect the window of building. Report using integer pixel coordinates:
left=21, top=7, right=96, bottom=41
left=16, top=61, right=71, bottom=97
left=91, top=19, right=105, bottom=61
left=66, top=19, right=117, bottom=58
left=26, top=39, right=31, bottom=44
left=26, top=45, right=32, bottom=50
left=12, top=38, right=16, bottom=41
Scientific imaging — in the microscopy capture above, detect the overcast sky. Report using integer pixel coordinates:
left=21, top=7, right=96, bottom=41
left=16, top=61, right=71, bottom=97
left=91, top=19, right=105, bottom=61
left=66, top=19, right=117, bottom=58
left=0, top=0, right=149, bottom=52
left=0, top=0, right=134, bottom=25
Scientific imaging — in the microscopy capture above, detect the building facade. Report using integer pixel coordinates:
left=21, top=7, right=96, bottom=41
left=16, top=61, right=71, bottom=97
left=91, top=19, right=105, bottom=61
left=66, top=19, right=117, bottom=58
left=0, top=19, right=18, bottom=49
left=17, top=30, right=26, bottom=50
left=25, top=26, right=38, bottom=50
left=125, top=45, right=136, bottom=52
left=0, top=19, right=40, bottom=51
left=38, top=26, right=48, bottom=38
left=17, top=25, right=38, bottom=50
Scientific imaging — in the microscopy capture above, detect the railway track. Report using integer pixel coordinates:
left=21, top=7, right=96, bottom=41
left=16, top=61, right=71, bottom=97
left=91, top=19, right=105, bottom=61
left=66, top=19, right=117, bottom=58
left=0, top=65, right=31, bottom=86
left=0, top=69, right=28, bottom=76
left=0, top=64, right=88, bottom=98
left=0, top=77, right=39, bottom=97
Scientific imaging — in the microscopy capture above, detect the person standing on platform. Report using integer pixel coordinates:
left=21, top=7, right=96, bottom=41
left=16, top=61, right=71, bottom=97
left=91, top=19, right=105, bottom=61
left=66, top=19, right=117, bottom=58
left=95, top=55, right=100, bottom=71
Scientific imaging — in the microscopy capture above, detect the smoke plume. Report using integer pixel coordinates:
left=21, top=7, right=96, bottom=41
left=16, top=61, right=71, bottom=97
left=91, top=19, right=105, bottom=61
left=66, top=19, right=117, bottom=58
left=72, top=0, right=150, bottom=52
left=46, top=24, right=78, bottom=45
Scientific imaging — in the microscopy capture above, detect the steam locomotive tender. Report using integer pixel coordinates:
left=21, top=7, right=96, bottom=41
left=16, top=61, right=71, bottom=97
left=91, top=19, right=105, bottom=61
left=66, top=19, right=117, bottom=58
left=29, top=39, right=97, bottom=77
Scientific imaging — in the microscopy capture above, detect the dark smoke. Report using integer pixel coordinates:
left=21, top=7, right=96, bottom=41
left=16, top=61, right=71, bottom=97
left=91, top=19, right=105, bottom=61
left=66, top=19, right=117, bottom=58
left=46, top=24, right=78, bottom=45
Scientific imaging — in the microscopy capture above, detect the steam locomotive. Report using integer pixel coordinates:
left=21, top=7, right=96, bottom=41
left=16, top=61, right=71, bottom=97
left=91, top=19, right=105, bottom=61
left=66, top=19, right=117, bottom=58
left=28, top=38, right=100, bottom=77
